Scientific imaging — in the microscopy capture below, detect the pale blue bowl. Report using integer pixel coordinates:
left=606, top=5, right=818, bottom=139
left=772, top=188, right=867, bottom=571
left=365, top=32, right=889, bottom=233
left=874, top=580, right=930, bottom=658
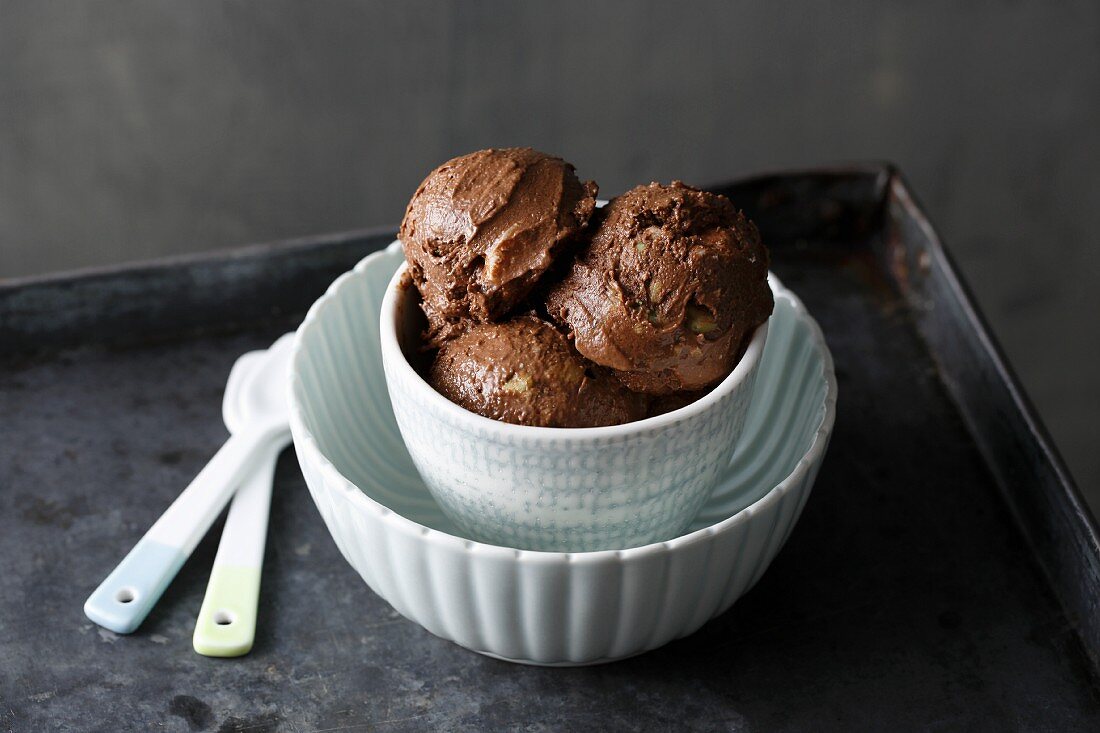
left=288, top=242, right=837, bottom=664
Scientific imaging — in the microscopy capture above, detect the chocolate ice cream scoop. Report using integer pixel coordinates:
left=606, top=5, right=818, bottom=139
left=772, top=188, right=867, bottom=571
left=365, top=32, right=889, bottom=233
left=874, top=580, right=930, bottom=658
left=400, top=148, right=598, bottom=346
left=546, top=181, right=773, bottom=395
left=646, top=389, right=708, bottom=417
left=428, top=315, right=645, bottom=428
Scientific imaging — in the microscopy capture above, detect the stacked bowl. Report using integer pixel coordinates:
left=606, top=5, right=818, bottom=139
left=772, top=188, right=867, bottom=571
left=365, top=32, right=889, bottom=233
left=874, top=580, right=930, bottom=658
left=288, top=242, right=836, bottom=665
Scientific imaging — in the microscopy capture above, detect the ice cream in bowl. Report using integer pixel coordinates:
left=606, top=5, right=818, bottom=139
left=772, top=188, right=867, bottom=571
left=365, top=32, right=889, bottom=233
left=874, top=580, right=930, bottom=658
left=377, top=148, right=773, bottom=552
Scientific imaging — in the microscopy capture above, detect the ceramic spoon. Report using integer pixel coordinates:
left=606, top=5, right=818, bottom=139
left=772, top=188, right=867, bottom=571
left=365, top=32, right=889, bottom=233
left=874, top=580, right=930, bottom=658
left=83, top=335, right=293, bottom=634
left=193, top=337, right=293, bottom=656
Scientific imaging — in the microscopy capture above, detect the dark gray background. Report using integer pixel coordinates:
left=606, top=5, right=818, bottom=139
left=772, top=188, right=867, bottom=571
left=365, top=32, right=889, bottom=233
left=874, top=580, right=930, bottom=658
left=2, top=1, right=1097, bottom=510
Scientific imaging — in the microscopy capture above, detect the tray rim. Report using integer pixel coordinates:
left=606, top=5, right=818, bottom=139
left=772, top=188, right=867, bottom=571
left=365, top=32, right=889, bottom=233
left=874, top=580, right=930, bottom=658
left=881, top=169, right=1100, bottom=667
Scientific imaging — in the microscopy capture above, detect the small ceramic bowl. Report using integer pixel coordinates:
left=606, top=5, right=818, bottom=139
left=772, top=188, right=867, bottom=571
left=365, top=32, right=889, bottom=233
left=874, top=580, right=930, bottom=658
left=378, top=263, right=769, bottom=552
left=288, top=242, right=836, bottom=665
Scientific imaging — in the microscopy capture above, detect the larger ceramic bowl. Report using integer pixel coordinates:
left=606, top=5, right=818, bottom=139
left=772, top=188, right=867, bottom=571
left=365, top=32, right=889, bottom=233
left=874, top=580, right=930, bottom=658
left=379, top=262, right=769, bottom=552
left=288, top=242, right=836, bottom=665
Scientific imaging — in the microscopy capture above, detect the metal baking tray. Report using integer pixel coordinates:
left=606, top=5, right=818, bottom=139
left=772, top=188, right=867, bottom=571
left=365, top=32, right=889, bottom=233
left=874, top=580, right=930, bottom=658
left=3, top=165, right=1098, bottom=730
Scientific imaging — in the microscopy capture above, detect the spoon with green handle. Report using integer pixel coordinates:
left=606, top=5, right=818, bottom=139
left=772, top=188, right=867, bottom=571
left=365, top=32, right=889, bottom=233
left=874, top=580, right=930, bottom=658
left=192, top=336, right=293, bottom=656
left=83, top=334, right=292, bottom=634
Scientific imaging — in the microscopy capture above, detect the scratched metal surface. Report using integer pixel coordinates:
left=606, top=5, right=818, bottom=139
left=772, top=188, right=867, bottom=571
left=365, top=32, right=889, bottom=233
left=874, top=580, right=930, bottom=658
left=2, top=169, right=1099, bottom=732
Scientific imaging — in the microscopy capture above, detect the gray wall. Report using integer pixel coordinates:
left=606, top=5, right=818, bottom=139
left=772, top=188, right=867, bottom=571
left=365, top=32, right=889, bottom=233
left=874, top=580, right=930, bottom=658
left=2, top=1, right=1098, bottom=510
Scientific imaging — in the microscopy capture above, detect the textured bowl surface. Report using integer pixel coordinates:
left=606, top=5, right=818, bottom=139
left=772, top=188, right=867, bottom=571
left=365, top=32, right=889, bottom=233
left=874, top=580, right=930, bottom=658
left=379, top=262, right=768, bottom=552
left=289, top=241, right=837, bottom=665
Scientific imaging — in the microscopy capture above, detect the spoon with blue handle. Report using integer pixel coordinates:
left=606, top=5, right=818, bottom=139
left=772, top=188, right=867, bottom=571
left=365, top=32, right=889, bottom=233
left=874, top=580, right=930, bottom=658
left=193, top=337, right=293, bottom=656
left=83, top=334, right=293, bottom=634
